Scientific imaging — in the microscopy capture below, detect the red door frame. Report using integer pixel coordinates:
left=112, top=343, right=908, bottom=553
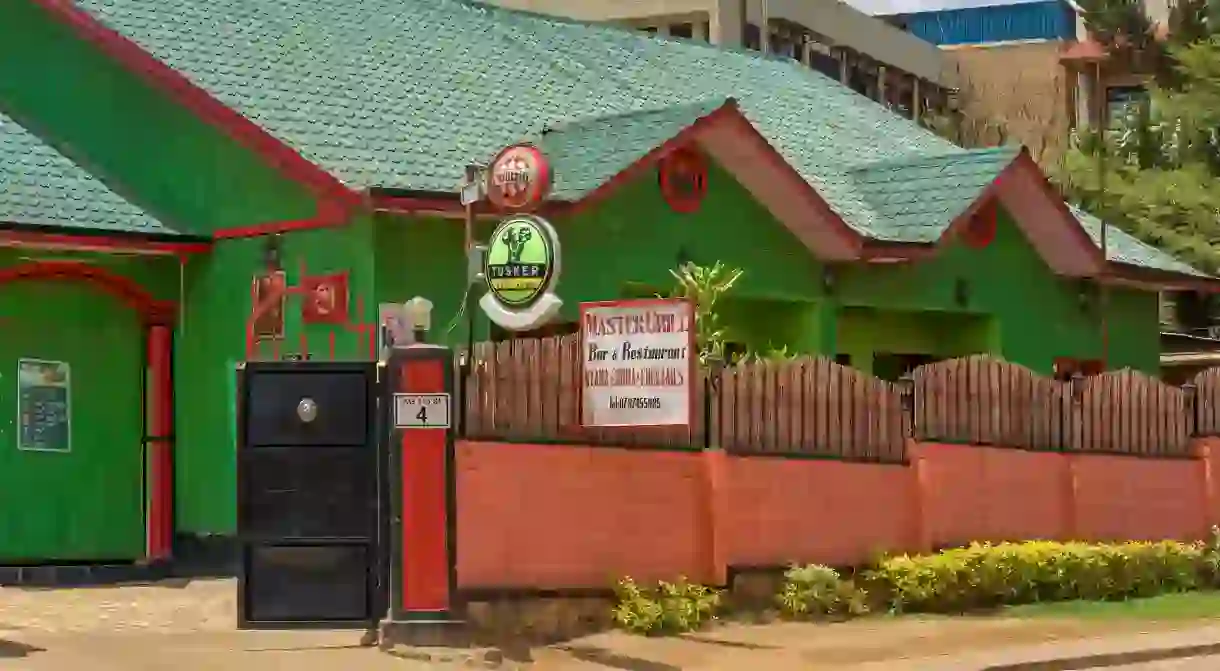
left=0, top=260, right=177, bottom=561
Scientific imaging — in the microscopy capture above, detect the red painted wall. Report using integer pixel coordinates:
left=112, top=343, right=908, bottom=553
left=914, top=443, right=1070, bottom=547
left=456, top=441, right=707, bottom=589
left=723, top=457, right=913, bottom=566
left=455, top=439, right=1220, bottom=590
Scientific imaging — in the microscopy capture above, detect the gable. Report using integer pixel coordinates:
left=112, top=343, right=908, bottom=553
left=560, top=158, right=826, bottom=304
left=0, top=0, right=319, bottom=234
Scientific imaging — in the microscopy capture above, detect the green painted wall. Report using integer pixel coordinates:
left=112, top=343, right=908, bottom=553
left=0, top=248, right=178, bottom=561
left=376, top=162, right=835, bottom=354
left=376, top=159, right=1159, bottom=377
left=835, top=211, right=1159, bottom=375
left=0, top=1, right=316, bottom=233
left=174, top=219, right=375, bottom=534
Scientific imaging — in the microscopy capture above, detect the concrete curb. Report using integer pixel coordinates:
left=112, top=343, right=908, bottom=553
left=985, top=641, right=1220, bottom=670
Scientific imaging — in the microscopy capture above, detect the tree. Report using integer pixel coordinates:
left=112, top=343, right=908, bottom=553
left=1054, top=9, right=1220, bottom=274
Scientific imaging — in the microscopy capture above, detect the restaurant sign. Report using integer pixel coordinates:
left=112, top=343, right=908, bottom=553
left=580, top=299, right=695, bottom=427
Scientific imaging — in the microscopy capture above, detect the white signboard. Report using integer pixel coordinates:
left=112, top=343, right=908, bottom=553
left=394, top=393, right=451, bottom=429
left=581, top=299, right=694, bottom=427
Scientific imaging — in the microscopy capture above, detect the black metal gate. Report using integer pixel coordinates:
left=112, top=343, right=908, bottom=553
left=236, top=361, right=385, bottom=629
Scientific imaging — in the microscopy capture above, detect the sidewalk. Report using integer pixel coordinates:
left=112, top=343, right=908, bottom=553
left=4, top=578, right=1220, bottom=670
left=866, top=626, right=1220, bottom=671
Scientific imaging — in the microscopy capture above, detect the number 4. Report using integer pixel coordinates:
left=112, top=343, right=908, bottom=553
left=416, top=406, right=428, bottom=424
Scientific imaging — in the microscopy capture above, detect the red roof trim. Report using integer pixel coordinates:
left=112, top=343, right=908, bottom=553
left=0, top=229, right=210, bottom=255
left=997, top=150, right=1106, bottom=269
left=32, top=0, right=361, bottom=238
left=0, top=259, right=175, bottom=323
left=1105, top=264, right=1220, bottom=293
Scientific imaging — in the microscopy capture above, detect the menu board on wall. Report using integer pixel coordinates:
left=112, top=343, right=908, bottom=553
left=17, top=359, right=71, bottom=453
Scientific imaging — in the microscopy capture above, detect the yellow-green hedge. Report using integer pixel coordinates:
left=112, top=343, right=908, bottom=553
left=867, top=540, right=1206, bottom=613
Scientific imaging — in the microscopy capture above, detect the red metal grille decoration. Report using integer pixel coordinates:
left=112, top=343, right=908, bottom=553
left=300, top=272, right=350, bottom=325
left=961, top=203, right=998, bottom=249
left=245, top=260, right=375, bottom=361
left=658, top=147, right=708, bottom=214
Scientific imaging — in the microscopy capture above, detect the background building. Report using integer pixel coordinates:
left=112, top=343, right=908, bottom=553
left=488, top=0, right=962, bottom=119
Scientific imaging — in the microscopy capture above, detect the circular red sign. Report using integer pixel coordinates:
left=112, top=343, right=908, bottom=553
left=486, top=144, right=552, bottom=212
left=659, top=148, right=708, bottom=214
left=961, top=206, right=997, bottom=249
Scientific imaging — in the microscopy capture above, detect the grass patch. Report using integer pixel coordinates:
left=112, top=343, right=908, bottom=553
left=1003, top=591, right=1220, bottom=621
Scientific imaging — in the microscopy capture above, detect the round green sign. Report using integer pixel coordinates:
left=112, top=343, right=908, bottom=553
left=484, top=215, right=558, bottom=308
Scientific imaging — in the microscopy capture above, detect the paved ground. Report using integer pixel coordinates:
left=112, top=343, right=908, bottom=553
left=1110, top=657, right=1220, bottom=669
left=4, top=578, right=1220, bottom=670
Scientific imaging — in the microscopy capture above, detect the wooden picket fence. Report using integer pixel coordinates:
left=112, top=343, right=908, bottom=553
left=458, top=336, right=1214, bottom=462
left=913, top=356, right=1194, bottom=457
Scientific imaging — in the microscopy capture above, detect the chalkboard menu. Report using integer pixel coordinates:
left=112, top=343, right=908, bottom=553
left=18, top=359, right=71, bottom=453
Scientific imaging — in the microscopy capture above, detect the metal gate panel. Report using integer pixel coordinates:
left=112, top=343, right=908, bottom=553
left=236, top=361, right=385, bottom=629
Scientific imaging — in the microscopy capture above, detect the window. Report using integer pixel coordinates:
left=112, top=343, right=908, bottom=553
left=744, top=23, right=761, bottom=50
left=1106, top=85, right=1148, bottom=128
left=1052, top=357, right=1104, bottom=382
left=669, top=23, right=693, bottom=39
left=872, top=353, right=937, bottom=382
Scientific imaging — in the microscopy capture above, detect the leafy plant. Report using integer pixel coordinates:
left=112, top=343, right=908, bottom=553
left=1201, top=526, right=1220, bottom=586
left=611, top=577, right=722, bottom=635
left=864, top=540, right=1204, bottom=614
left=777, top=564, right=870, bottom=620
left=666, top=262, right=744, bottom=365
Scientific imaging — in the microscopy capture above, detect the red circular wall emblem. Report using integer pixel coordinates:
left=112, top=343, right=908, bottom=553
left=961, top=205, right=997, bottom=249
left=486, top=144, right=552, bottom=212
left=659, top=148, right=709, bottom=214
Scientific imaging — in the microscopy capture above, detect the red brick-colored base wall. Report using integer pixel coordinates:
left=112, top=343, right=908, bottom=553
left=454, top=439, right=1220, bottom=590
left=724, top=457, right=913, bottom=567
left=915, top=443, right=1069, bottom=548
left=455, top=441, right=708, bottom=589
left=1073, top=453, right=1205, bottom=542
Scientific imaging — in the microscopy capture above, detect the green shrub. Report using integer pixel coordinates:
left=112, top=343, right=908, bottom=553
left=611, top=577, right=722, bottom=635
left=777, top=564, right=869, bottom=620
left=866, top=540, right=1204, bottom=614
left=1201, top=527, right=1220, bottom=587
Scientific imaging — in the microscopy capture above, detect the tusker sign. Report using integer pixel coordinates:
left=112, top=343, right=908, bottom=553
left=580, top=298, right=695, bottom=427
left=480, top=214, right=563, bottom=331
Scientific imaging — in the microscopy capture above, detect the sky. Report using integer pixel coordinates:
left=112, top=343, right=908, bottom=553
left=842, top=0, right=1049, bottom=16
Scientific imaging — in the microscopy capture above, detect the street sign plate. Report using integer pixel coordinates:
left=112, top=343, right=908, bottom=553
left=460, top=181, right=483, bottom=206
left=393, top=393, right=451, bottom=429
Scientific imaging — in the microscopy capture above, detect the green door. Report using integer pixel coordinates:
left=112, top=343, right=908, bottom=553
left=0, top=280, right=144, bottom=562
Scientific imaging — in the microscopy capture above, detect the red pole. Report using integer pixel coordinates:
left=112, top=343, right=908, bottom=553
left=146, top=324, right=174, bottom=560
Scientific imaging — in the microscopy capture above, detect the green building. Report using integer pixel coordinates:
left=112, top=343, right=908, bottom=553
left=0, top=0, right=1214, bottom=566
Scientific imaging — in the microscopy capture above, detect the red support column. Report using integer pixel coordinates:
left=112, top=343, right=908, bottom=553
left=385, top=344, right=457, bottom=627
left=146, top=324, right=174, bottom=561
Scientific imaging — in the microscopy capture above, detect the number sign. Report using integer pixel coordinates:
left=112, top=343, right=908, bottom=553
left=393, top=393, right=451, bottom=429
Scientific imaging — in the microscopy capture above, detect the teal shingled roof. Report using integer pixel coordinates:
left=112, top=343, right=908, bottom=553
left=77, top=0, right=954, bottom=236
left=540, top=99, right=728, bottom=201
left=1070, top=206, right=1207, bottom=278
left=846, top=147, right=1019, bottom=243
left=74, top=0, right=1204, bottom=276
left=0, top=111, right=181, bottom=235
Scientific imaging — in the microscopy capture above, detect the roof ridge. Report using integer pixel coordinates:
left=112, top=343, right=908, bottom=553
left=542, top=97, right=734, bottom=135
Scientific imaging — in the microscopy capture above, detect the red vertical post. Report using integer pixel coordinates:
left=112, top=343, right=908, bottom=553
left=146, top=324, right=174, bottom=561
left=386, top=344, right=456, bottom=622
